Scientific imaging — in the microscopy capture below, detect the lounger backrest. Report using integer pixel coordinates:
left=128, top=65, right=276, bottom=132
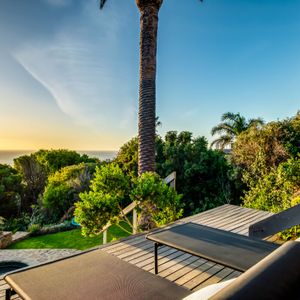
left=249, top=204, right=300, bottom=239
left=210, top=241, right=300, bottom=300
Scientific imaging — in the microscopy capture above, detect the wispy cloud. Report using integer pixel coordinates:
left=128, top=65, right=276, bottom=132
left=13, top=1, right=137, bottom=133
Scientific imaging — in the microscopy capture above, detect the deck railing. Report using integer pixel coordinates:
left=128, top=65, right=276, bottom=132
left=102, top=171, right=176, bottom=244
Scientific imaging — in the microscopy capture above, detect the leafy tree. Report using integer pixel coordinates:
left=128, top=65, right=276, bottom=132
left=277, top=111, right=300, bottom=157
left=43, top=163, right=96, bottom=222
left=74, top=163, right=131, bottom=236
left=34, top=149, right=98, bottom=174
left=156, top=131, right=238, bottom=214
left=243, top=157, right=300, bottom=212
left=0, top=164, right=23, bottom=218
left=13, top=150, right=97, bottom=211
left=232, top=113, right=300, bottom=187
left=243, top=157, right=300, bottom=240
left=232, top=112, right=300, bottom=239
left=74, top=164, right=182, bottom=236
left=131, top=172, right=183, bottom=229
left=14, top=155, right=47, bottom=209
left=115, top=137, right=138, bottom=179
left=115, top=131, right=239, bottom=216
left=211, top=112, right=264, bottom=149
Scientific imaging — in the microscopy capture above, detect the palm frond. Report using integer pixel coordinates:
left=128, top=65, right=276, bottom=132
left=211, top=122, right=235, bottom=136
left=210, top=135, right=232, bottom=150
left=221, top=112, right=239, bottom=122
left=100, top=0, right=107, bottom=9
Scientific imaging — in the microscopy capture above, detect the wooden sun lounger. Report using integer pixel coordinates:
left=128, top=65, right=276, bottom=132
left=4, top=249, right=191, bottom=300
left=146, top=222, right=279, bottom=274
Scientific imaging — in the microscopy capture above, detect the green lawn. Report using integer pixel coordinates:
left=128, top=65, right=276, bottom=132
left=8, top=223, right=131, bottom=250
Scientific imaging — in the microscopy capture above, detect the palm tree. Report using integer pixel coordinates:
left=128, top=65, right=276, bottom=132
left=211, top=112, right=264, bottom=150
left=101, top=0, right=162, bottom=175
left=101, top=0, right=202, bottom=175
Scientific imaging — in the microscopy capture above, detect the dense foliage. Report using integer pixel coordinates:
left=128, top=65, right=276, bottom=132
left=131, top=172, right=183, bottom=228
left=43, top=163, right=96, bottom=222
left=74, top=164, right=131, bottom=236
left=14, top=155, right=47, bottom=209
left=74, top=164, right=183, bottom=236
left=156, top=131, right=239, bottom=214
left=0, top=164, right=23, bottom=218
left=2, top=112, right=300, bottom=241
left=243, top=157, right=300, bottom=212
left=231, top=112, right=300, bottom=239
left=115, top=137, right=138, bottom=179
left=115, top=131, right=239, bottom=215
left=35, top=149, right=98, bottom=174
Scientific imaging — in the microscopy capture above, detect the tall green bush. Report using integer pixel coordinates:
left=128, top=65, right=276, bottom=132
left=0, top=164, right=23, bottom=218
left=244, top=157, right=300, bottom=212
left=74, top=164, right=183, bottom=236
left=157, top=131, right=239, bottom=214
left=243, top=157, right=300, bottom=240
left=115, top=131, right=239, bottom=215
left=43, top=163, right=96, bottom=222
left=131, top=172, right=183, bottom=227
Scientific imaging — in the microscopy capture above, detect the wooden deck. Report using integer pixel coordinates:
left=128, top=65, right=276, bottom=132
left=0, top=204, right=275, bottom=299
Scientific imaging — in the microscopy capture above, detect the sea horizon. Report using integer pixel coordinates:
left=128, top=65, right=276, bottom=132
left=0, top=150, right=118, bottom=166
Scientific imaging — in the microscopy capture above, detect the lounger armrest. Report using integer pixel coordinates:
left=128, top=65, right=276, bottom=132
left=210, top=241, right=300, bottom=300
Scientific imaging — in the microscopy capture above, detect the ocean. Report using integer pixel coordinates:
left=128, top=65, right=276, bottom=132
left=0, top=150, right=118, bottom=166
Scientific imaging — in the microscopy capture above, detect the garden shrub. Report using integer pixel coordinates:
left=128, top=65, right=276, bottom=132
left=115, top=132, right=239, bottom=216
left=42, top=163, right=96, bottom=222
left=74, top=164, right=183, bottom=236
left=0, top=164, right=23, bottom=218
left=131, top=172, right=183, bottom=227
left=243, top=157, right=300, bottom=240
left=28, top=222, right=74, bottom=236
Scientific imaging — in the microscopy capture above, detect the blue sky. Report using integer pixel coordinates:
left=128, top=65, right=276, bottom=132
left=0, top=0, right=299, bottom=150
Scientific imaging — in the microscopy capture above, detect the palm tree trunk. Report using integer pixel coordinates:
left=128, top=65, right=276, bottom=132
left=137, top=0, right=162, bottom=175
left=136, top=0, right=163, bottom=230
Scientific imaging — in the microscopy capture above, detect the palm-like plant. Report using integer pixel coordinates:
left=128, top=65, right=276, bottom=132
left=211, top=112, right=264, bottom=150
left=100, top=0, right=162, bottom=175
left=101, top=0, right=202, bottom=175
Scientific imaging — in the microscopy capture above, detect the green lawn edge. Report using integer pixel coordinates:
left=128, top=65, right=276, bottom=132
left=8, top=223, right=131, bottom=250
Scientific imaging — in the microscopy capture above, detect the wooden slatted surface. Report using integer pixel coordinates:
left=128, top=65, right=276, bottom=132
left=101, top=204, right=274, bottom=292
left=0, top=204, right=273, bottom=299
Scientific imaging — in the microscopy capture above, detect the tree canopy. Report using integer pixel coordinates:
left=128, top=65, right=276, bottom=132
left=0, top=164, right=23, bottom=219
left=115, top=131, right=239, bottom=215
left=35, top=149, right=98, bottom=174
left=43, top=163, right=96, bottom=222
left=74, top=164, right=183, bottom=236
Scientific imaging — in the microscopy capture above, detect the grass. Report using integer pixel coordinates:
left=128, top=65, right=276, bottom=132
left=8, top=223, right=132, bottom=250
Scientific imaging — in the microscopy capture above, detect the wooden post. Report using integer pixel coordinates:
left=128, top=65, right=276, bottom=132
left=164, top=171, right=176, bottom=189
left=133, top=209, right=138, bottom=234
left=103, top=230, right=107, bottom=245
